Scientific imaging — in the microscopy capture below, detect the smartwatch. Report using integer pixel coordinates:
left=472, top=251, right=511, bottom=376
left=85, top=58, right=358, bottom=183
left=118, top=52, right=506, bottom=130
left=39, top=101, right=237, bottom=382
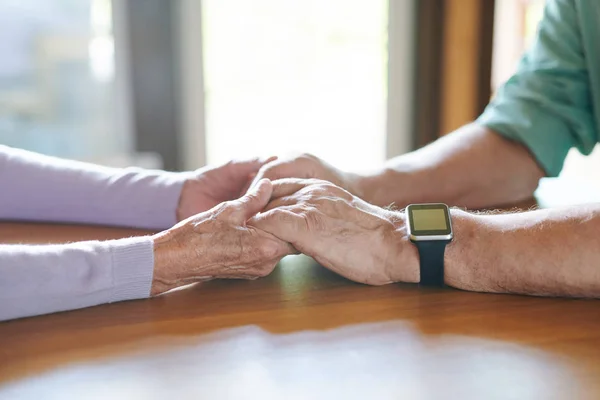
left=406, top=203, right=453, bottom=286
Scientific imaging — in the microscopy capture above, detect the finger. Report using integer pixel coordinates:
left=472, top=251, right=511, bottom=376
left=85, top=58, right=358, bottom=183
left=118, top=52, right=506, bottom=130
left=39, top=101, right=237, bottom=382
left=270, top=178, right=321, bottom=199
left=229, top=178, right=273, bottom=223
left=262, top=155, right=278, bottom=165
left=263, top=195, right=298, bottom=212
left=248, top=174, right=262, bottom=191
left=249, top=208, right=308, bottom=247
left=229, top=156, right=278, bottom=179
left=283, top=243, right=301, bottom=255
left=248, top=163, right=275, bottom=190
left=275, top=234, right=300, bottom=255
left=250, top=158, right=311, bottom=190
left=238, top=173, right=257, bottom=197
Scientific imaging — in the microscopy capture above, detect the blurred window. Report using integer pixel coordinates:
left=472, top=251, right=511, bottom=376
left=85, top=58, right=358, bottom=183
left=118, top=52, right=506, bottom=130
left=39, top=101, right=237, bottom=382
left=493, top=0, right=600, bottom=186
left=202, top=0, right=388, bottom=171
left=0, top=0, right=134, bottom=165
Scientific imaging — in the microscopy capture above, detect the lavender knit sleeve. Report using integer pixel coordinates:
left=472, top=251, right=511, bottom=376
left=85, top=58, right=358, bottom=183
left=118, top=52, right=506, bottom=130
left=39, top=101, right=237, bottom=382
left=0, top=237, right=154, bottom=321
left=0, top=145, right=189, bottom=320
left=0, top=145, right=188, bottom=230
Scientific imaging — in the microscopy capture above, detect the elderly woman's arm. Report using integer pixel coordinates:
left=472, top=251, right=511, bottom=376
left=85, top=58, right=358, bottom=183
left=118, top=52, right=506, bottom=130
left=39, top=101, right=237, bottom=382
left=0, top=238, right=154, bottom=321
left=0, top=145, right=186, bottom=229
left=0, top=180, right=293, bottom=321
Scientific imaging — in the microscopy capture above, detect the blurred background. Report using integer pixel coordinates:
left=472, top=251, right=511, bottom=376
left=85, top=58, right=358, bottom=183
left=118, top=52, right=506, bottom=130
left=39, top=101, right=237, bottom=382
left=1, top=0, right=598, bottom=195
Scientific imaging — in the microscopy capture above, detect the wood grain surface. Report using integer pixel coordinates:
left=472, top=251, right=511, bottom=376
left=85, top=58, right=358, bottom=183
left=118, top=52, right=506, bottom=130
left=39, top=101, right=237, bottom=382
left=0, top=221, right=599, bottom=400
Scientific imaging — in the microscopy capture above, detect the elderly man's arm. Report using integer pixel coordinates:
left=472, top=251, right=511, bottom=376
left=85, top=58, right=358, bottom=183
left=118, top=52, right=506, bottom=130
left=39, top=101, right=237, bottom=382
left=252, top=0, right=593, bottom=210
left=360, top=0, right=594, bottom=210
left=443, top=205, right=600, bottom=297
left=252, top=125, right=544, bottom=210
left=252, top=179, right=600, bottom=298
left=358, top=125, right=545, bottom=209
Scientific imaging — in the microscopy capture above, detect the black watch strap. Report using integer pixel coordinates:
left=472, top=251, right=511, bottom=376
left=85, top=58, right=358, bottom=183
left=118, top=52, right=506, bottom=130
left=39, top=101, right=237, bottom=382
left=414, top=240, right=449, bottom=287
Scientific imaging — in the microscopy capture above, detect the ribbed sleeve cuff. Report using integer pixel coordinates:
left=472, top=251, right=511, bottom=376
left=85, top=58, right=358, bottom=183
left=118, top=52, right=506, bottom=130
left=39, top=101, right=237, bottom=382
left=120, top=170, right=190, bottom=230
left=109, top=237, right=155, bottom=303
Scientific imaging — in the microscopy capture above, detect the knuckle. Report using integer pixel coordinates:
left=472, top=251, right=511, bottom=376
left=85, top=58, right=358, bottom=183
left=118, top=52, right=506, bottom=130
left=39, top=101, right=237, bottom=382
left=242, top=193, right=259, bottom=204
left=300, top=178, right=327, bottom=193
left=301, top=181, right=327, bottom=194
left=308, top=181, right=336, bottom=194
left=323, top=181, right=342, bottom=192
left=210, top=201, right=232, bottom=219
left=303, top=190, right=320, bottom=202
left=222, top=199, right=236, bottom=208
left=298, top=206, right=324, bottom=230
left=259, top=240, right=281, bottom=259
left=316, top=185, right=333, bottom=195
left=302, top=185, right=335, bottom=203
left=228, top=199, right=246, bottom=212
left=233, top=192, right=259, bottom=209
left=220, top=199, right=249, bottom=221
left=313, top=179, right=333, bottom=188
left=273, top=209, right=294, bottom=223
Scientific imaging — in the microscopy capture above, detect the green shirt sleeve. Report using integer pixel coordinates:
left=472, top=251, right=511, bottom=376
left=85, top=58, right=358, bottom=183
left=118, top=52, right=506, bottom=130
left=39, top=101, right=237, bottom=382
left=477, top=0, right=596, bottom=176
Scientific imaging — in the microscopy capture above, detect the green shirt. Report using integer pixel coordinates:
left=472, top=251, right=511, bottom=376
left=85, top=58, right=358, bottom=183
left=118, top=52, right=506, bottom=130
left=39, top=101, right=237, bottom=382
left=478, top=0, right=600, bottom=177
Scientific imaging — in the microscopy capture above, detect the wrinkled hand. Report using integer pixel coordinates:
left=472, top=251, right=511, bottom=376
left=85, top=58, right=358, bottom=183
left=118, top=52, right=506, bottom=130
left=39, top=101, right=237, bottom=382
left=152, top=179, right=296, bottom=295
left=177, top=157, right=277, bottom=221
left=248, top=154, right=363, bottom=198
left=249, top=179, right=419, bottom=285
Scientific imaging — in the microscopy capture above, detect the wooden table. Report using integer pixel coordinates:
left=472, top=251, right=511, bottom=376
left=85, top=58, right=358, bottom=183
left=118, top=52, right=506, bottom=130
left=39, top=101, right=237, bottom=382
left=1, top=220, right=599, bottom=400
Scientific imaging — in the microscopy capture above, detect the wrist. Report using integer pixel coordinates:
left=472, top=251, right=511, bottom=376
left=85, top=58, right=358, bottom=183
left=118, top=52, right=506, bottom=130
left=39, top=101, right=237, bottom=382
left=176, top=176, right=199, bottom=222
left=443, top=209, right=478, bottom=289
left=386, top=211, right=420, bottom=283
left=349, top=169, right=383, bottom=205
left=354, top=168, right=412, bottom=208
left=150, top=230, right=180, bottom=295
left=386, top=208, right=476, bottom=286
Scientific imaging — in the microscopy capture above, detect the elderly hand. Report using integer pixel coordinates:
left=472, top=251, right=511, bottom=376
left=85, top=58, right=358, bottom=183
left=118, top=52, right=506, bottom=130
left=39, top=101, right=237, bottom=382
left=249, top=179, right=419, bottom=285
left=152, top=179, right=296, bottom=295
left=177, top=157, right=277, bottom=221
left=249, top=154, right=364, bottom=198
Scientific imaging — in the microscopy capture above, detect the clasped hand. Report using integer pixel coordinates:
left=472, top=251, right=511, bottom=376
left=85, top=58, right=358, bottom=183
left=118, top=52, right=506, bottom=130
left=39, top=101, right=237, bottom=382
left=250, top=178, right=419, bottom=286
left=151, top=155, right=419, bottom=295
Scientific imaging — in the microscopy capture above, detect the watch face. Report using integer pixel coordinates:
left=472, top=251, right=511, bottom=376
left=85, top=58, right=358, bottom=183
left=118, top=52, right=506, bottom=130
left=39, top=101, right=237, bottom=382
left=406, top=203, right=453, bottom=241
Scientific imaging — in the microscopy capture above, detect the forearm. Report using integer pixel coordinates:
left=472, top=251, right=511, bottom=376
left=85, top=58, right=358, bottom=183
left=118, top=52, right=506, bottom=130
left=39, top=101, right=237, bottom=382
left=0, top=237, right=154, bottom=321
left=357, top=124, right=545, bottom=209
left=443, top=205, right=600, bottom=298
left=0, top=145, right=186, bottom=229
